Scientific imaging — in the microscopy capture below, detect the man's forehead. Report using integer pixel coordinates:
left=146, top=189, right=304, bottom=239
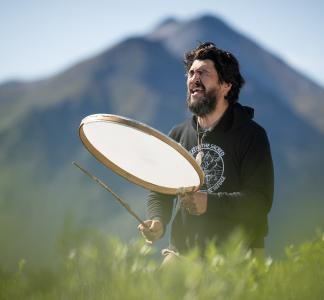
left=189, top=59, right=215, bottom=71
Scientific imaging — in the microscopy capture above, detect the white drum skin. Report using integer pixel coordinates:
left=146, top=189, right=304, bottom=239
left=79, top=114, right=204, bottom=195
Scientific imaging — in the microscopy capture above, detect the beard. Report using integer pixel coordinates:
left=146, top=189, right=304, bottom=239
left=187, top=88, right=218, bottom=117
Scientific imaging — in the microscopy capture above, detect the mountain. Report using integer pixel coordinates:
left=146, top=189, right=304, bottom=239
left=1, top=14, right=324, bottom=268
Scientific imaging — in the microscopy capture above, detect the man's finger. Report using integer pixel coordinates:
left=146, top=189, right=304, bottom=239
left=180, top=193, right=194, bottom=208
left=138, top=220, right=152, bottom=231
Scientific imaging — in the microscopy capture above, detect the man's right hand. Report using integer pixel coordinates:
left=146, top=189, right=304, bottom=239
left=137, top=219, right=164, bottom=244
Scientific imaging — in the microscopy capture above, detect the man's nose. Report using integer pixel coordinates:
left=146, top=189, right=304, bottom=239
left=189, top=72, right=201, bottom=84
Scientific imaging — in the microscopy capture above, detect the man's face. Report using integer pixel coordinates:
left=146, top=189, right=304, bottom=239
left=186, top=59, right=225, bottom=117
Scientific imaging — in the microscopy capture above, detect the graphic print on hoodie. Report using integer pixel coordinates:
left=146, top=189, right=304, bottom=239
left=190, top=143, right=226, bottom=192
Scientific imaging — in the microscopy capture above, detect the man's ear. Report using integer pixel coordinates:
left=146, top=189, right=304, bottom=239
left=222, top=82, right=232, bottom=97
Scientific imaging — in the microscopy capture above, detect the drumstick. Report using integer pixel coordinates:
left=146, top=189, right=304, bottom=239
left=72, top=161, right=147, bottom=227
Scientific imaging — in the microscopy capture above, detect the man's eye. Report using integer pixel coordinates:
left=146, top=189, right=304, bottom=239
left=187, top=70, right=207, bottom=78
left=197, top=70, right=207, bottom=76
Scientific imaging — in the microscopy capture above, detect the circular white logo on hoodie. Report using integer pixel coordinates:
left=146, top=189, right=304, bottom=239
left=190, top=143, right=226, bottom=192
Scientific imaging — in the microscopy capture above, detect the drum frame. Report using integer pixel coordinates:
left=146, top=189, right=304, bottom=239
left=79, top=114, right=204, bottom=195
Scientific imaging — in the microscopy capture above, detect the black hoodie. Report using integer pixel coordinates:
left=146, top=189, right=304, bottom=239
left=147, top=103, right=274, bottom=253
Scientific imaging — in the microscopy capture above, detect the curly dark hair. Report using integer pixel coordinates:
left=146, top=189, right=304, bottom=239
left=184, top=42, right=245, bottom=104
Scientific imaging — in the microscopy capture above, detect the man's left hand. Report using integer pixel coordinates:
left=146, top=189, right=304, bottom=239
left=180, top=191, right=207, bottom=215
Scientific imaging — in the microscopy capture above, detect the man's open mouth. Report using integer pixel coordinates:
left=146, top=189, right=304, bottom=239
left=191, top=87, right=205, bottom=96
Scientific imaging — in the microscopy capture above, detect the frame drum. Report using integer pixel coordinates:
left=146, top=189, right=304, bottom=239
left=79, top=114, right=204, bottom=195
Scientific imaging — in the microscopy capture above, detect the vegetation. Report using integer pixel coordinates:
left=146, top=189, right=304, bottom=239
left=1, top=229, right=324, bottom=300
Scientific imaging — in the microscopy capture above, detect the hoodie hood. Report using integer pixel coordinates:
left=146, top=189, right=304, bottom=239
left=231, top=103, right=254, bottom=130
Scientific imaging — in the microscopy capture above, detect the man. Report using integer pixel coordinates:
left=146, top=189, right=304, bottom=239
left=138, top=42, right=274, bottom=258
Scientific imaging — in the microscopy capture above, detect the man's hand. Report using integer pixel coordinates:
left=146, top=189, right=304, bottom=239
left=180, top=191, right=207, bottom=215
left=138, top=219, right=164, bottom=244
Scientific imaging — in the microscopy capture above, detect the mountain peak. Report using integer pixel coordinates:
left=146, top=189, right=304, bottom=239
left=192, top=13, right=229, bottom=26
left=155, top=17, right=179, bottom=28
left=150, top=17, right=181, bottom=40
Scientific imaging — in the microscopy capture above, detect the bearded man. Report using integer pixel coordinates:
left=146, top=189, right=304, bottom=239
left=138, top=42, right=274, bottom=260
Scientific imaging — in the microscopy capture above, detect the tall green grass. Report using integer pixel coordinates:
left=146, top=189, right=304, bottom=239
left=1, top=230, right=324, bottom=300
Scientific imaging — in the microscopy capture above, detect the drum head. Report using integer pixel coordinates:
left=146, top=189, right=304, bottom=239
left=79, top=114, right=204, bottom=195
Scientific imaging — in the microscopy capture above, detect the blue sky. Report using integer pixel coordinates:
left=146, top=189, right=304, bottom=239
left=1, top=0, right=324, bottom=87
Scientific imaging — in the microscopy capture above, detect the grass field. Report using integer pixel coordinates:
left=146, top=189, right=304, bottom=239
left=1, top=228, right=324, bottom=300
